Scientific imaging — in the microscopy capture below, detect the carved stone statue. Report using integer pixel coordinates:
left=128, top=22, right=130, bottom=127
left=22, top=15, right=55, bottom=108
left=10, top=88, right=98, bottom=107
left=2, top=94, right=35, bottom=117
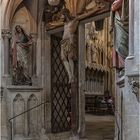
left=60, top=6, right=105, bottom=83
left=60, top=9, right=79, bottom=83
left=11, top=25, right=32, bottom=85
left=86, top=33, right=99, bottom=67
left=111, top=0, right=129, bottom=69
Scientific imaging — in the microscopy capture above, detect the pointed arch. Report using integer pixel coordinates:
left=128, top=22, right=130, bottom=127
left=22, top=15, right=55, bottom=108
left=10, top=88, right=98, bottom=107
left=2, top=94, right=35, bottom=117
left=2, top=0, right=23, bottom=29
left=13, top=94, right=25, bottom=135
left=2, top=0, right=37, bottom=33
left=27, top=94, right=38, bottom=136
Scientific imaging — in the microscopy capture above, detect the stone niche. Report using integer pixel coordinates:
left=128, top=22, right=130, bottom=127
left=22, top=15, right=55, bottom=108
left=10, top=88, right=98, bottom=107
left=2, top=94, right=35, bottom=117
left=10, top=5, right=37, bottom=86
left=6, top=86, right=43, bottom=140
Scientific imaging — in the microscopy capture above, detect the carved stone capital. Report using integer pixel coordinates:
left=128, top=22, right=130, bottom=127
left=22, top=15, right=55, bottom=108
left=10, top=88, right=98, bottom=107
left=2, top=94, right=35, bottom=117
left=1, top=29, right=12, bottom=39
left=129, top=76, right=139, bottom=102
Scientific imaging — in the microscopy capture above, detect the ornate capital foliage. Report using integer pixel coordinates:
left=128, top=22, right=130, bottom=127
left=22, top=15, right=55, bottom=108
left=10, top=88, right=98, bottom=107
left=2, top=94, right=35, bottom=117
left=1, top=29, right=12, bottom=39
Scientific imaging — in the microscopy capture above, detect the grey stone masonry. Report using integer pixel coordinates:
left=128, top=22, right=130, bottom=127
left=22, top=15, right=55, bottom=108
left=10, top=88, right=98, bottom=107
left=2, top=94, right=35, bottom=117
left=123, top=0, right=140, bottom=140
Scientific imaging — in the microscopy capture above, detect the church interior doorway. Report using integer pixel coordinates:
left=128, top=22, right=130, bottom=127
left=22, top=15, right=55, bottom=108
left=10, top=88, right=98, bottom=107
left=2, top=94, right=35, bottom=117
left=82, top=16, right=115, bottom=140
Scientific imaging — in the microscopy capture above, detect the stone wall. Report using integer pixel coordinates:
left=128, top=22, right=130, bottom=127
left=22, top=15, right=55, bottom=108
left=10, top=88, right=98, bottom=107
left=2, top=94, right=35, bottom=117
left=116, top=0, right=140, bottom=140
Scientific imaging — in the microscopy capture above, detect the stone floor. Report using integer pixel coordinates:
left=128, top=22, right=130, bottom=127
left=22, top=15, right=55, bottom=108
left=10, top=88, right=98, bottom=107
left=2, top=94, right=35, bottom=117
left=82, top=114, right=115, bottom=140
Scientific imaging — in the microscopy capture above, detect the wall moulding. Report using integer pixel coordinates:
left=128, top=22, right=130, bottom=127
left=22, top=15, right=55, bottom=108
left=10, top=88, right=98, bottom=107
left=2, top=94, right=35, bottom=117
left=6, top=86, right=43, bottom=92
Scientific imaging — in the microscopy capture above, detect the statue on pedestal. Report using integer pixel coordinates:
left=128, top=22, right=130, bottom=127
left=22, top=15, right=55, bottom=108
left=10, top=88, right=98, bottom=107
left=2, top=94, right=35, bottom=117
left=11, top=25, right=32, bottom=85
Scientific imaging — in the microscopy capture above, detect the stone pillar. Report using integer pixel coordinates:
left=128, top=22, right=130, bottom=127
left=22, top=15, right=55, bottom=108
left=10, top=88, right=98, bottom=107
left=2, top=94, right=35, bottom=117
left=44, top=34, right=51, bottom=132
left=128, top=0, right=134, bottom=57
left=1, top=29, right=11, bottom=76
left=30, top=33, right=37, bottom=77
left=1, top=87, right=8, bottom=140
left=78, top=24, right=86, bottom=138
left=1, top=29, right=12, bottom=86
left=29, top=33, right=38, bottom=87
left=124, top=0, right=140, bottom=140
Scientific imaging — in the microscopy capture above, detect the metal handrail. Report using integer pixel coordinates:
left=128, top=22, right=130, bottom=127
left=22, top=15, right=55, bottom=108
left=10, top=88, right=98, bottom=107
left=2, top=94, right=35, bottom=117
left=8, top=100, right=49, bottom=140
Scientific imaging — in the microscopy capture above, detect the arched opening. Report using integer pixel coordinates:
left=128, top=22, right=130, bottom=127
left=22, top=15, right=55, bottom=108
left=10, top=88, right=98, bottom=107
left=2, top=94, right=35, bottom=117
left=13, top=94, right=25, bottom=136
left=27, top=94, right=39, bottom=136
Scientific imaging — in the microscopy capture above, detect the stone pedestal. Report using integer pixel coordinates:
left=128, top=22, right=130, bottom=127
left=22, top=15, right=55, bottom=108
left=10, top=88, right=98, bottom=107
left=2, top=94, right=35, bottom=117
left=6, top=86, right=43, bottom=140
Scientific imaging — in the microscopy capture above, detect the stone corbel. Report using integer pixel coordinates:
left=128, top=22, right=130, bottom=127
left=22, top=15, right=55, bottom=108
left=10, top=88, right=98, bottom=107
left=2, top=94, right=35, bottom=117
left=129, top=76, right=139, bottom=102
left=1, top=29, right=12, bottom=39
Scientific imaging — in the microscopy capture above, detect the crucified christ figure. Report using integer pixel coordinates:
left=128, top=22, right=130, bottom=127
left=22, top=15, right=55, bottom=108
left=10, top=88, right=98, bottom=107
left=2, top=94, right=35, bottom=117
left=60, top=5, right=105, bottom=83
left=60, top=9, right=78, bottom=83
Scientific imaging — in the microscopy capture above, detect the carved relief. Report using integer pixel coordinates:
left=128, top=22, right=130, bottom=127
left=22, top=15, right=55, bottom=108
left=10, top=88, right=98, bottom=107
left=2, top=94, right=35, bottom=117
left=85, top=20, right=111, bottom=72
left=43, top=0, right=66, bottom=29
left=86, top=34, right=99, bottom=66
left=1, top=29, right=12, bottom=39
left=28, top=94, right=38, bottom=136
left=44, top=0, right=109, bottom=30
left=129, top=76, right=139, bottom=102
left=84, top=18, right=112, bottom=96
left=13, top=94, right=25, bottom=135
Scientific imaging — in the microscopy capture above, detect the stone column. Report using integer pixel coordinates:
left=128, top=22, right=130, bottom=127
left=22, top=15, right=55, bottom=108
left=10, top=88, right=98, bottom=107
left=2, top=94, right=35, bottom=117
left=1, top=29, right=12, bottom=87
left=1, top=29, right=11, bottom=76
left=30, top=33, right=37, bottom=77
left=124, top=0, right=140, bottom=140
left=44, top=34, right=51, bottom=132
left=1, top=87, right=8, bottom=140
left=78, top=24, right=86, bottom=138
left=133, top=0, right=140, bottom=66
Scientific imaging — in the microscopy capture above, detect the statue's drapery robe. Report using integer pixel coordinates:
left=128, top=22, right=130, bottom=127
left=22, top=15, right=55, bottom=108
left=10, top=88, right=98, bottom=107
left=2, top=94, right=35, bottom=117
left=12, top=29, right=32, bottom=85
left=112, top=0, right=129, bottom=68
left=60, top=38, right=76, bottom=60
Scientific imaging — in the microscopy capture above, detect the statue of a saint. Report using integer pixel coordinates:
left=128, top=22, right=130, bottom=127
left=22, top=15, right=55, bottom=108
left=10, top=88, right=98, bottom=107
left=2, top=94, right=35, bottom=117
left=11, top=25, right=33, bottom=85
left=86, top=34, right=99, bottom=67
left=111, top=0, right=129, bottom=69
left=101, top=0, right=129, bottom=69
